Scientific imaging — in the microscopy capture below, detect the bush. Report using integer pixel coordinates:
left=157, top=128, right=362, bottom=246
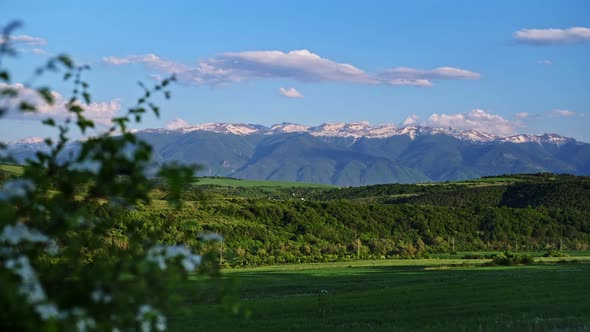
left=543, top=250, right=569, bottom=258
left=489, top=252, right=534, bottom=266
left=0, top=22, right=220, bottom=331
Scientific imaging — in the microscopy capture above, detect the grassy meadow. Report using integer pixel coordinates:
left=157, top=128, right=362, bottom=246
left=193, top=176, right=333, bottom=188
left=171, top=255, right=590, bottom=331
left=0, top=163, right=24, bottom=175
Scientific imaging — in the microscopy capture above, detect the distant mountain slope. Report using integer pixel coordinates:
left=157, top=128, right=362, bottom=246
left=4, top=122, right=590, bottom=185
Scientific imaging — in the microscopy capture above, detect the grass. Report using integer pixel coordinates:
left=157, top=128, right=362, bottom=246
left=170, top=257, right=590, bottom=331
left=0, top=163, right=24, bottom=175
left=193, top=177, right=333, bottom=188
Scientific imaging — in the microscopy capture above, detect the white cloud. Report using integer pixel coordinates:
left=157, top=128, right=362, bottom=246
left=379, top=67, right=480, bottom=87
left=218, top=49, right=375, bottom=84
left=165, top=118, right=190, bottom=129
left=0, top=83, right=121, bottom=125
left=515, top=112, right=529, bottom=119
left=279, top=87, right=303, bottom=98
left=551, top=109, right=576, bottom=117
left=0, top=34, right=49, bottom=56
left=0, top=34, right=47, bottom=46
left=30, top=48, right=49, bottom=56
left=537, top=59, right=552, bottom=65
left=402, top=114, right=420, bottom=126
left=515, top=27, right=590, bottom=45
left=425, top=109, right=518, bottom=136
left=103, top=49, right=481, bottom=88
left=103, top=54, right=191, bottom=73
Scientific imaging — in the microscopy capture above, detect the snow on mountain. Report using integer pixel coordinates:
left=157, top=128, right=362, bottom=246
left=13, top=136, right=45, bottom=144
left=175, top=123, right=264, bottom=135
left=140, top=121, right=576, bottom=144
left=270, top=122, right=310, bottom=133
left=8, top=123, right=573, bottom=147
left=5, top=136, right=48, bottom=149
left=499, top=133, right=574, bottom=145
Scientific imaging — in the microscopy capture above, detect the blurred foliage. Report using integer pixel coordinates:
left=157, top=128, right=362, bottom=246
left=0, top=21, right=218, bottom=331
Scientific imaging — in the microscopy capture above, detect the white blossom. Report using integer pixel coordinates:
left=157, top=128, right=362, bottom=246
left=0, top=178, right=35, bottom=200
left=136, top=304, right=166, bottom=332
left=3, top=255, right=47, bottom=303
left=35, top=303, right=60, bottom=320
left=76, top=317, right=96, bottom=332
left=156, top=314, right=166, bottom=331
left=0, top=223, right=59, bottom=255
left=45, top=240, right=59, bottom=255
left=146, top=244, right=201, bottom=272
left=71, top=308, right=96, bottom=332
left=1, top=223, right=49, bottom=245
left=141, top=320, right=151, bottom=332
left=90, top=288, right=112, bottom=303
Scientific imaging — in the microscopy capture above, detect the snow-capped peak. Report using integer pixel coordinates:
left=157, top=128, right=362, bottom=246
left=175, top=123, right=264, bottom=135
left=499, top=133, right=573, bottom=145
left=270, top=122, right=310, bottom=133
left=134, top=122, right=576, bottom=145
left=13, top=136, right=45, bottom=144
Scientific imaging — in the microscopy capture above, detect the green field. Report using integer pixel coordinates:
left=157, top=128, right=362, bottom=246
left=0, top=163, right=24, bottom=175
left=171, top=257, right=590, bottom=331
left=193, top=177, right=333, bottom=188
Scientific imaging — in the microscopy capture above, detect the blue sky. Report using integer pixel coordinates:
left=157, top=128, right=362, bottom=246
left=1, top=0, right=589, bottom=141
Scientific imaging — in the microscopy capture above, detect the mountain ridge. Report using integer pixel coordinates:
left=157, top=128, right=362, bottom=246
left=3, top=122, right=589, bottom=186
left=148, top=122, right=580, bottom=145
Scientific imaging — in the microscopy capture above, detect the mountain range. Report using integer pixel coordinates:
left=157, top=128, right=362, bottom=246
left=4, top=122, right=590, bottom=185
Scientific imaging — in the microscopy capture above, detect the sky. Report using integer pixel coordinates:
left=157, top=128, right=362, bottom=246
left=1, top=0, right=589, bottom=142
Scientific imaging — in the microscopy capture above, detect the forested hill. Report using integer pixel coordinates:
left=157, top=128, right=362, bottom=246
left=147, top=173, right=589, bottom=266
left=309, top=173, right=590, bottom=208
left=2, top=168, right=589, bottom=267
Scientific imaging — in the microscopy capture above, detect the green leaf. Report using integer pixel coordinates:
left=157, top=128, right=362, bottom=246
left=57, top=54, right=74, bottom=69
left=68, top=104, right=84, bottom=114
left=42, top=118, right=56, bottom=126
left=82, top=92, right=91, bottom=104
left=63, top=72, right=72, bottom=81
left=37, top=87, right=54, bottom=104
left=19, top=101, right=36, bottom=112
left=0, top=87, right=17, bottom=97
left=149, top=103, right=160, bottom=117
left=0, top=70, right=9, bottom=82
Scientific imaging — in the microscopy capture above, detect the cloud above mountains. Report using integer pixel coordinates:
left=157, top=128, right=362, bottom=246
left=514, top=27, right=590, bottom=45
left=103, top=49, right=480, bottom=88
left=425, top=109, right=518, bottom=136
left=279, top=87, right=303, bottom=98
left=0, top=83, right=121, bottom=126
left=403, top=109, right=521, bottom=136
left=551, top=109, right=576, bottom=117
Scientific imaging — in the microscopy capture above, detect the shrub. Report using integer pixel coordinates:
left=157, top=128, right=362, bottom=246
left=0, top=22, right=220, bottom=331
left=543, top=250, right=569, bottom=258
left=489, top=251, right=534, bottom=266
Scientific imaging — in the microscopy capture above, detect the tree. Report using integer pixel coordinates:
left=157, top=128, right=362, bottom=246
left=0, top=21, right=218, bottom=331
